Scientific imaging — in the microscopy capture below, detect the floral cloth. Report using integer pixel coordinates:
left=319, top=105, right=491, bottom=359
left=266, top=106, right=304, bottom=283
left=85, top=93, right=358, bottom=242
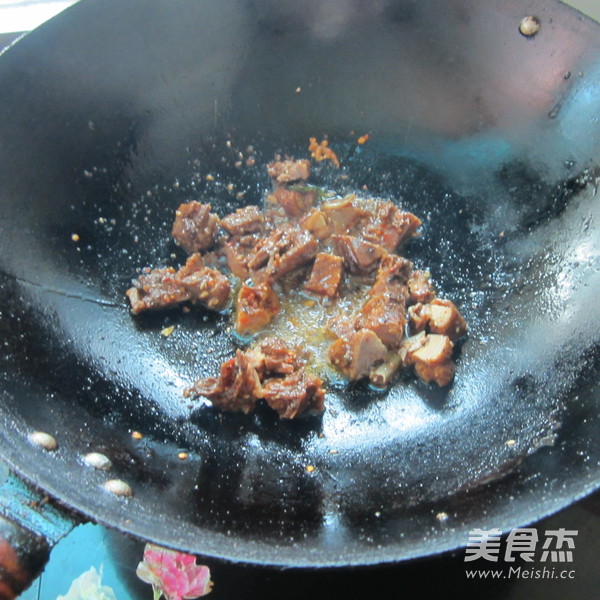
left=56, top=566, right=117, bottom=600
left=136, top=543, right=213, bottom=600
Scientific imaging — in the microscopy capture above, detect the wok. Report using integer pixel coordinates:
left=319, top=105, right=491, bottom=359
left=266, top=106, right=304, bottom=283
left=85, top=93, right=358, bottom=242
left=0, top=0, right=599, bottom=583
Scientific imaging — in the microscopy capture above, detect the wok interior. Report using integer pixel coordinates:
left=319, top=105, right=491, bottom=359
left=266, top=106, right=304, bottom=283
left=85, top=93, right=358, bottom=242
left=0, top=0, right=599, bottom=565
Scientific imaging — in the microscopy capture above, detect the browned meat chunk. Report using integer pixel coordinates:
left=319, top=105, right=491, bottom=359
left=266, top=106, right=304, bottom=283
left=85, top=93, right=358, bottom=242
left=220, top=206, right=264, bottom=236
left=326, top=254, right=410, bottom=348
left=358, top=295, right=406, bottom=349
left=328, top=329, right=387, bottom=380
left=126, top=267, right=189, bottom=315
left=321, top=196, right=368, bottom=234
left=177, top=254, right=231, bottom=311
left=407, top=269, right=436, bottom=304
left=428, top=299, right=467, bottom=340
left=408, top=298, right=467, bottom=341
left=407, top=303, right=429, bottom=334
left=369, top=254, right=412, bottom=301
left=362, top=202, right=421, bottom=251
left=175, top=252, right=204, bottom=278
left=171, top=201, right=220, bottom=254
left=250, top=337, right=301, bottom=376
left=369, top=353, right=403, bottom=388
left=182, top=267, right=230, bottom=311
left=235, top=282, right=280, bottom=336
left=248, top=225, right=318, bottom=283
left=188, top=337, right=323, bottom=418
left=304, top=253, right=343, bottom=298
left=299, top=209, right=332, bottom=240
left=267, top=159, right=311, bottom=184
left=268, top=186, right=317, bottom=218
left=262, top=369, right=326, bottom=419
left=186, top=350, right=263, bottom=414
left=223, top=241, right=249, bottom=279
left=222, top=232, right=262, bottom=279
left=126, top=254, right=230, bottom=314
left=332, top=235, right=385, bottom=274
left=399, top=330, right=427, bottom=361
left=326, top=312, right=359, bottom=340
left=402, top=333, right=455, bottom=386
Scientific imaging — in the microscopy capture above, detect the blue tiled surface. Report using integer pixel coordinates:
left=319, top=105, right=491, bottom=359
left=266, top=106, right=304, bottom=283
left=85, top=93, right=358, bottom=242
left=16, top=493, right=600, bottom=600
left=21, top=524, right=146, bottom=600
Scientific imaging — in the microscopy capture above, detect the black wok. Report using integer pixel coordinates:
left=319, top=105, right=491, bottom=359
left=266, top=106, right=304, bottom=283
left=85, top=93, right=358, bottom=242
left=0, top=0, right=599, bottom=575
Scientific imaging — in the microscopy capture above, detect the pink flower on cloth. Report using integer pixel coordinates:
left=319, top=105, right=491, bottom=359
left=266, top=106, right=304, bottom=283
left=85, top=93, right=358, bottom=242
left=136, top=543, right=213, bottom=600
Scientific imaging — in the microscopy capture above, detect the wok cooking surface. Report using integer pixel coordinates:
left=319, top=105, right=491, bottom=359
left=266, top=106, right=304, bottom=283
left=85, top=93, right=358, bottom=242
left=0, top=0, right=599, bottom=566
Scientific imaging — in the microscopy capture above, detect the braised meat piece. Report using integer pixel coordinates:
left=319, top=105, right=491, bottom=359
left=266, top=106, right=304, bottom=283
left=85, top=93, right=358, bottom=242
left=262, top=369, right=326, bottom=419
left=326, top=312, right=360, bottom=341
left=299, top=209, right=332, bottom=240
left=222, top=233, right=262, bottom=279
left=429, top=298, right=468, bottom=340
left=175, top=252, right=205, bottom=279
left=187, top=268, right=230, bottom=310
left=401, top=332, right=455, bottom=386
left=188, top=337, right=323, bottom=418
left=369, top=354, right=403, bottom=388
left=235, top=282, right=281, bottom=336
left=248, top=225, right=318, bottom=283
left=126, top=267, right=189, bottom=315
left=369, top=254, right=412, bottom=301
left=408, top=298, right=467, bottom=341
left=362, top=202, right=421, bottom=251
left=250, top=337, right=301, bottom=376
left=126, top=254, right=230, bottom=314
left=407, top=303, right=429, bottom=334
left=321, top=196, right=368, bottom=234
left=332, top=235, right=385, bottom=274
left=326, top=254, right=411, bottom=346
left=171, top=201, right=220, bottom=254
left=304, top=253, right=343, bottom=299
left=223, top=241, right=249, bottom=279
left=267, top=159, right=311, bottom=184
left=220, top=206, right=264, bottom=236
left=358, top=295, right=406, bottom=349
left=177, top=253, right=231, bottom=311
left=329, top=329, right=387, bottom=380
left=186, top=350, right=263, bottom=414
left=268, top=186, right=317, bottom=218
left=407, top=269, right=436, bottom=304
